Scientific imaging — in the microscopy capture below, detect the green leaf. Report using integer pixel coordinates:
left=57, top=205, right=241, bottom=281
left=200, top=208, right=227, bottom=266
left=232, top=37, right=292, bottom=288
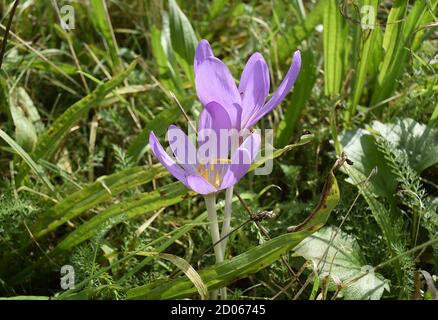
left=9, top=87, right=41, bottom=152
left=127, top=106, right=181, bottom=164
left=0, top=129, right=56, bottom=195
left=276, top=0, right=326, bottom=62
left=345, top=0, right=379, bottom=124
left=372, top=0, right=438, bottom=106
left=17, top=60, right=137, bottom=184
left=250, top=133, right=314, bottom=171
left=89, top=0, right=122, bottom=71
left=340, top=128, right=397, bottom=198
left=51, top=182, right=188, bottom=252
left=371, top=118, right=438, bottom=173
left=33, top=164, right=167, bottom=239
left=276, top=49, right=316, bottom=147
left=286, top=155, right=342, bottom=232
left=126, top=154, right=343, bottom=299
left=150, top=25, right=184, bottom=98
left=168, top=0, right=198, bottom=81
left=0, top=296, right=50, bottom=300
left=294, top=227, right=390, bottom=300
left=127, top=230, right=314, bottom=299
left=340, top=118, right=438, bottom=197
left=136, top=252, right=209, bottom=300
left=323, top=0, right=347, bottom=97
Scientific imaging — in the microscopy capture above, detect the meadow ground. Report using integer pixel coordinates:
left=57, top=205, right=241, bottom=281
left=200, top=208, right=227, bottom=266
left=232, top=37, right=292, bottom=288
left=0, top=0, right=437, bottom=300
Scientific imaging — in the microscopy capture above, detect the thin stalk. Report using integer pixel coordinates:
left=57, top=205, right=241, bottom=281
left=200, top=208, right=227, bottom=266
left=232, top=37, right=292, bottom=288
left=220, top=187, right=233, bottom=256
left=204, top=193, right=226, bottom=299
left=0, top=0, right=19, bottom=69
left=329, top=103, right=342, bottom=156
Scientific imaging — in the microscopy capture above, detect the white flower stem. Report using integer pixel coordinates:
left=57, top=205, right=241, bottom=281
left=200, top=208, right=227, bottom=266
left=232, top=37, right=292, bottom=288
left=220, top=187, right=233, bottom=257
left=204, top=193, right=226, bottom=299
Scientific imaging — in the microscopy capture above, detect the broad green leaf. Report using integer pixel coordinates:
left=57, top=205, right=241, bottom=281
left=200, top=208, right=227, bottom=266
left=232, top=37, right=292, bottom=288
left=17, top=60, right=137, bottom=184
left=150, top=25, right=184, bottom=98
left=294, top=227, right=390, bottom=300
left=323, top=0, right=347, bottom=97
left=341, top=118, right=438, bottom=198
left=136, top=252, right=209, bottom=300
left=168, top=0, right=197, bottom=81
left=340, top=128, right=397, bottom=198
left=33, top=164, right=167, bottom=239
left=51, top=182, right=188, bottom=252
left=276, top=50, right=316, bottom=147
left=9, top=87, right=40, bottom=152
left=371, top=118, right=438, bottom=173
left=287, top=155, right=341, bottom=232
left=127, top=230, right=314, bottom=299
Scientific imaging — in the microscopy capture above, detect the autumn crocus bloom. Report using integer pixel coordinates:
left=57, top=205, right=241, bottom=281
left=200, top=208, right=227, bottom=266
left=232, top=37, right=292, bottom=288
left=148, top=120, right=260, bottom=195
left=194, top=39, right=301, bottom=133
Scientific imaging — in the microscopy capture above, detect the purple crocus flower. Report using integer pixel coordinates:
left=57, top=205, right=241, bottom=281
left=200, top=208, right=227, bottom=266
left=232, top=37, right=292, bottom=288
left=149, top=119, right=260, bottom=195
left=194, top=39, right=301, bottom=133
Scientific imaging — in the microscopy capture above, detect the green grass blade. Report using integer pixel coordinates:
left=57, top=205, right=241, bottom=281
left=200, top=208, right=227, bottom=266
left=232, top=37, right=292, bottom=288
left=33, top=164, right=167, bottom=239
left=89, top=0, right=122, bottom=71
left=371, top=0, right=437, bottom=106
left=287, top=157, right=341, bottom=232
left=127, top=106, right=180, bottom=164
left=276, top=0, right=326, bottom=62
left=276, top=49, right=316, bottom=147
left=0, top=129, right=56, bottom=195
left=51, top=182, right=188, bottom=252
left=16, top=61, right=137, bottom=184
left=323, top=0, right=346, bottom=97
left=168, top=0, right=198, bottom=81
left=126, top=230, right=313, bottom=299
left=150, top=25, right=184, bottom=98
left=136, top=252, right=209, bottom=300
left=345, top=0, right=379, bottom=125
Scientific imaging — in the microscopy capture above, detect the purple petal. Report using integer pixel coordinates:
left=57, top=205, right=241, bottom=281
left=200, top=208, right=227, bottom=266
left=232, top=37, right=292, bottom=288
left=198, top=101, right=232, bottom=134
left=219, top=148, right=251, bottom=189
left=195, top=57, right=241, bottom=112
left=167, top=125, right=197, bottom=173
left=149, top=131, right=189, bottom=186
left=198, top=101, right=241, bottom=162
left=244, top=50, right=301, bottom=129
left=219, top=132, right=261, bottom=189
left=186, top=175, right=217, bottom=194
left=241, top=131, right=261, bottom=162
left=194, top=39, right=214, bottom=74
left=239, top=53, right=270, bottom=126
